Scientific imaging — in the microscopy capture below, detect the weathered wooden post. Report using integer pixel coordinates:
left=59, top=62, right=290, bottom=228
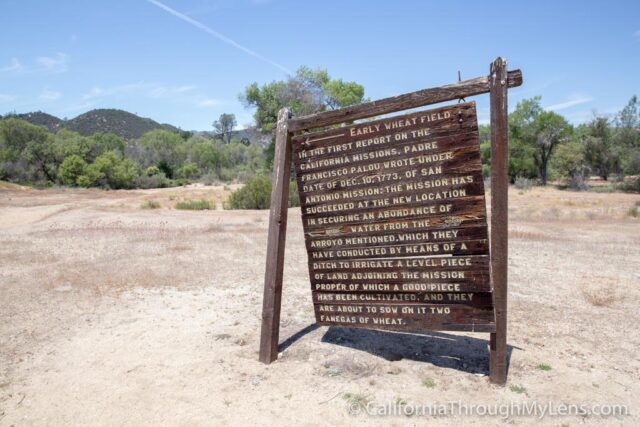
left=489, top=57, right=509, bottom=384
left=259, top=107, right=291, bottom=363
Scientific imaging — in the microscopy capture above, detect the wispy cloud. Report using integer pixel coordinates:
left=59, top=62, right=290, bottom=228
left=0, top=58, right=23, bottom=73
left=83, top=82, right=149, bottom=100
left=39, top=89, right=62, bottom=101
left=81, top=81, right=222, bottom=110
left=634, top=30, right=640, bottom=40
left=149, top=85, right=196, bottom=98
left=546, top=94, right=594, bottom=111
left=198, top=98, right=221, bottom=107
left=0, top=93, right=16, bottom=103
left=145, top=0, right=291, bottom=74
left=35, top=52, right=68, bottom=73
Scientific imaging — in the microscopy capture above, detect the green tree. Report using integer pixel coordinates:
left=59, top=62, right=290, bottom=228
left=582, top=116, right=621, bottom=181
left=614, top=96, right=640, bottom=175
left=213, top=113, right=237, bottom=143
left=82, top=151, right=139, bottom=189
left=509, top=97, right=572, bottom=185
left=553, top=140, right=589, bottom=190
left=241, top=66, right=366, bottom=133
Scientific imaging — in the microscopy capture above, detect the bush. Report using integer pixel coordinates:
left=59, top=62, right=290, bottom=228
left=226, top=175, right=272, bottom=209
left=617, top=176, right=640, bottom=193
left=58, top=155, right=87, bottom=186
left=141, top=200, right=160, bottom=209
left=135, top=172, right=168, bottom=189
left=177, top=162, right=199, bottom=179
left=175, top=199, right=213, bottom=210
left=225, top=175, right=300, bottom=210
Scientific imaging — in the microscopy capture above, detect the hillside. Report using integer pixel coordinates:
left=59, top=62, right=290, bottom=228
left=5, top=109, right=180, bottom=140
left=66, top=109, right=180, bottom=140
left=10, top=111, right=64, bottom=132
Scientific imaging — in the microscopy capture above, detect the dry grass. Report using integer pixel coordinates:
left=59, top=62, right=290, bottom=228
left=582, top=288, right=617, bottom=307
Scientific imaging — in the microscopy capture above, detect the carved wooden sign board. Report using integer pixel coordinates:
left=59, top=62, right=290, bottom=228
left=259, top=58, right=522, bottom=385
left=293, top=102, right=492, bottom=332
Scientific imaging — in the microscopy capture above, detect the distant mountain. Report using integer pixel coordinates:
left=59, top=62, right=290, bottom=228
left=5, top=109, right=180, bottom=140
left=65, top=109, right=179, bottom=140
left=11, top=111, right=64, bottom=132
left=4, top=108, right=270, bottom=145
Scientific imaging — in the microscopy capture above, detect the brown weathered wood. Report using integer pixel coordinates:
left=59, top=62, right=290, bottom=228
left=259, top=108, right=292, bottom=364
left=311, top=271, right=491, bottom=292
left=306, top=224, right=488, bottom=251
left=305, top=215, right=487, bottom=240
left=288, top=70, right=522, bottom=132
left=315, top=303, right=495, bottom=332
left=303, top=195, right=487, bottom=230
left=312, top=291, right=494, bottom=308
left=292, top=102, right=476, bottom=148
left=489, top=58, right=509, bottom=384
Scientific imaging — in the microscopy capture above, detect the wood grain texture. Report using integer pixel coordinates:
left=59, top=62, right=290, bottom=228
left=259, top=108, right=292, bottom=364
left=489, top=57, right=509, bottom=385
left=288, top=71, right=522, bottom=132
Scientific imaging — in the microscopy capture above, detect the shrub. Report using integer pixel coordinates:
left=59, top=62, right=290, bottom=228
left=226, top=175, right=272, bottom=209
left=177, top=162, right=199, bottom=179
left=617, top=177, right=640, bottom=193
left=144, top=166, right=161, bottom=177
left=141, top=200, right=160, bottom=209
left=58, top=155, right=87, bottom=186
left=175, top=199, right=213, bottom=210
left=225, top=175, right=300, bottom=210
left=135, top=172, right=168, bottom=189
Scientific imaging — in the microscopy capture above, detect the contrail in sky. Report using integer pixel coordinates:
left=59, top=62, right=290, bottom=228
left=145, top=0, right=292, bottom=75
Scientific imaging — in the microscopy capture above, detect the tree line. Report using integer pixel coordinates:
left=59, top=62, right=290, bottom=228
left=480, top=96, right=640, bottom=191
left=1, top=66, right=639, bottom=194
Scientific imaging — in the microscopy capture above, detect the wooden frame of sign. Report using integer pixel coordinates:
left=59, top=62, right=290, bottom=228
left=259, top=57, right=522, bottom=385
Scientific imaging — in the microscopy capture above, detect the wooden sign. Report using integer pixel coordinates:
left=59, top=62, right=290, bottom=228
left=292, top=102, right=493, bottom=332
left=259, top=58, right=522, bottom=385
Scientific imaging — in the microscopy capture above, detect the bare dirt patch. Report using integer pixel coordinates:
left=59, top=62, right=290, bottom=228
left=1, top=185, right=638, bottom=426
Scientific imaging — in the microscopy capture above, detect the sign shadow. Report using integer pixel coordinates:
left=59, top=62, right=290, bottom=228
left=319, top=326, right=515, bottom=376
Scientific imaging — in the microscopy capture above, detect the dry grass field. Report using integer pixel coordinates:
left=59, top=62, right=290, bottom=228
left=0, top=182, right=639, bottom=426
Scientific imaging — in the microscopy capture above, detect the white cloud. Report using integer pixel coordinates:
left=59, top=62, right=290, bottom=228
left=35, top=52, right=68, bottom=73
left=149, top=85, right=196, bottom=98
left=82, top=82, right=149, bottom=100
left=634, top=30, right=640, bottom=39
left=0, top=58, right=23, bottom=73
left=546, top=94, right=594, bottom=111
left=39, top=89, right=62, bottom=101
left=198, top=98, right=221, bottom=107
left=0, top=93, right=16, bottom=103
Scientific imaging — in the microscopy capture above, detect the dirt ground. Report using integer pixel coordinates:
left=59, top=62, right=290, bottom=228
left=0, top=182, right=639, bottom=426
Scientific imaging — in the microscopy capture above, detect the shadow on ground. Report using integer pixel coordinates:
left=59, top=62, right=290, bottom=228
left=280, top=324, right=515, bottom=376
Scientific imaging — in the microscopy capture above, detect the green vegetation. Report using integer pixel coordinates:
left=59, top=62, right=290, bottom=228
left=536, top=363, right=552, bottom=371
left=141, top=200, right=160, bottom=209
left=510, top=384, right=527, bottom=394
left=175, top=199, right=213, bottom=210
left=225, top=175, right=300, bottom=210
left=341, top=392, right=371, bottom=409
left=421, top=378, right=436, bottom=388
left=1, top=68, right=638, bottom=198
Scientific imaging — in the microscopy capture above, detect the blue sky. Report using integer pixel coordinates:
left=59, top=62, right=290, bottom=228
left=1, top=0, right=639, bottom=130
